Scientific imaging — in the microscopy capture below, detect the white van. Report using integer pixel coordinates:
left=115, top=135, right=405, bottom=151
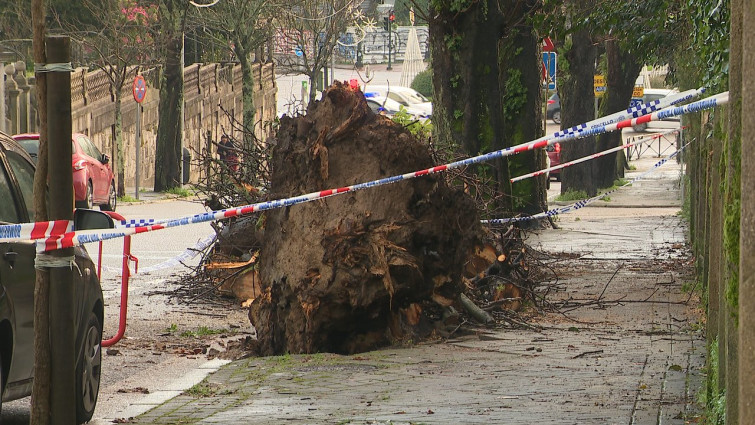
left=364, top=85, right=432, bottom=118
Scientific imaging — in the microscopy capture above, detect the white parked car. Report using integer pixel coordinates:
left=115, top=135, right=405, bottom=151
left=364, top=92, right=428, bottom=120
left=364, top=85, right=432, bottom=118
left=631, top=88, right=680, bottom=132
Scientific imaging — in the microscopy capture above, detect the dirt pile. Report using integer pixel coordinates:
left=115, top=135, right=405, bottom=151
left=248, top=82, right=482, bottom=355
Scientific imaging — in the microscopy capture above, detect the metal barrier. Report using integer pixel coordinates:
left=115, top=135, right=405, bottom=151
left=97, top=211, right=138, bottom=348
left=626, top=131, right=680, bottom=160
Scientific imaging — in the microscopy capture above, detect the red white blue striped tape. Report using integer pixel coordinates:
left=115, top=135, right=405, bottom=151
left=483, top=141, right=689, bottom=225
left=0, top=90, right=726, bottom=251
left=511, top=128, right=682, bottom=182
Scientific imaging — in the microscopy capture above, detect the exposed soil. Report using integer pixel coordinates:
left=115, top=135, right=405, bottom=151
left=249, top=82, right=482, bottom=355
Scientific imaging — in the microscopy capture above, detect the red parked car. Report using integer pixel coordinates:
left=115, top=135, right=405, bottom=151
left=12, top=133, right=117, bottom=211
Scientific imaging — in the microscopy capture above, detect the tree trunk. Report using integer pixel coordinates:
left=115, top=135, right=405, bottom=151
left=428, top=0, right=542, bottom=217
left=594, top=40, right=642, bottom=189
left=558, top=27, right=598, bottom=196
left=114, top=87, right=125, bottom=196
left=155, top=0, right=184, bottom=191
left=739, top=0, right=755, bottom=420
left=499, top=26, right=547, bottom=218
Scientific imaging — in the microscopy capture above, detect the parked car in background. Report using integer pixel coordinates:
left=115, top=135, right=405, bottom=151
left=0, top=131, right=107, bottom=423
left=546, top=93, right=561, bottom=124
left=364, top=85, right=432, bottom=118
left=364, top=92, right=429, bottom=120
left=630, top=88, right=680, bottom=132
left=546, top=142, right=561, bottom=181
left=12, top=133, right=116, bottom=211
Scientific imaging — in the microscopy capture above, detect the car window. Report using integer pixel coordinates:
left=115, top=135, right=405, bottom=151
left=404, top=91, right=428, bottom=103
left=6, top=151, right=36, bottom=220
left=0, top=159, right=22, bottom=223
left=387, top=92, right=408, bottom=106
left=78, top=136, right=102, bottom=160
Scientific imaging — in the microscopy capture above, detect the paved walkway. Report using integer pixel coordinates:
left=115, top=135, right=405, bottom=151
left=113, top=147, right=704, bottom=424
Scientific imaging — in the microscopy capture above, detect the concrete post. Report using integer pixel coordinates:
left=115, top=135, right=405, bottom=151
left=739, top=0, right=755, bottom=422
left=5, top=64, right=20, bottom=135
left=13, top=61, right=30, bottom=133
left=0, top=62, right=5, bottom=133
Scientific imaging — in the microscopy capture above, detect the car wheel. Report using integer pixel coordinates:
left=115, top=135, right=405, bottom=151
left=101, top=181, right=117, bottom=211
left=552, top=110, right=561, bottom=125
left=76, top=311, right=102, bottom=424
left=632, top=123, right=647, bottom=132
left=76, top=182, right=94, bottom=209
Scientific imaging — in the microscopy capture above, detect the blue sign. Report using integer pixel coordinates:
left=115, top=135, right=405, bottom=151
left=542, top=52, right=557, bottom=90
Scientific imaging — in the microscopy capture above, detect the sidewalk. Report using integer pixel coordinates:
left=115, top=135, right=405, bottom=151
left=113, top=154, right=704, bottom=424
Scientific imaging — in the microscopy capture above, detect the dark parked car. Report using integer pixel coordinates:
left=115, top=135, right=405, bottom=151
left=546, top=93, right=561, bottom=124
left=0, top=131, right=107, bottom=423
left=546, top=142, right=561, bottom=181
left=12, top=133, right=117, bottom=211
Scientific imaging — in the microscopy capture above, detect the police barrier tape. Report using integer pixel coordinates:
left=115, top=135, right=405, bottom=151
left=0, top=88, right=708, bottom=239
left=101, top=233, right=216, bottom=275
left=511, top=128, right=682, bottom=182
left=483, top=141, right=688, bottom=225
left=112, top=87, right=706, bottom=230
left=0, top=91, right=727, bottom=252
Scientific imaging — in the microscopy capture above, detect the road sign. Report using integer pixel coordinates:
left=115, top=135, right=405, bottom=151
left=542, top=37, right=555, bottom=52
left=594, top=74, right=606, bottom=97
left=132, top=75, right=146, bottom=103
left=632, top=86, right=644, bottom=98
left=542, top=52, right=556, bottom=90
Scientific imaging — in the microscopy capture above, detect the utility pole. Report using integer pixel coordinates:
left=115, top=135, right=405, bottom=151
left=46, top=35, right=76, bottom=424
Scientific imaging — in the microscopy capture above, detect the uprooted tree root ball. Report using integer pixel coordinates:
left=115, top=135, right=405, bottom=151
left=249, top=82, right=483, bottom=355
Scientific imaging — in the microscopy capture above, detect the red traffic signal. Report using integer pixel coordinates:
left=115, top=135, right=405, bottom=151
left=389, top=10, right=395, bottom=22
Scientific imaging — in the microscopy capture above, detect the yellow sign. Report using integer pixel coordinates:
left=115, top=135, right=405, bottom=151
left=632, top=86, right=644, bottom=98
left=594, top=75, right=606, bottom=97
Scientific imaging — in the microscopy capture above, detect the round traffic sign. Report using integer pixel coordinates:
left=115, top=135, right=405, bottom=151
left=133, top=75, right=147, bottom=103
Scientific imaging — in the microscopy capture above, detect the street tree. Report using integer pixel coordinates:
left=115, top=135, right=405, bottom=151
left=58, top=0, right=158, bottom=197
left=191, top=0, right=274, bottom=149
left=274, top=0, right=365, bottom=105
left=427, top=0, right=547, bottom=218
left=154, top=0, right=189, bottom=191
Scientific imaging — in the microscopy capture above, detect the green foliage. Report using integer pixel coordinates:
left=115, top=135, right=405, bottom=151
left=180, top=326, right=234, bottom=338
left=411, top=68, right=433, bottom=99
left=683, top=0, right=730, bottom=91
left=118, top=195, right=139, bottom=203
left=556, top=189, right=588, bottom=202
left=165, top=186, right=193, bottom=197
left=391, top=108, right=433, bottom=139
left=502, top=69, right=527, bottom=122
left=699, top=338, right=726, bottom=424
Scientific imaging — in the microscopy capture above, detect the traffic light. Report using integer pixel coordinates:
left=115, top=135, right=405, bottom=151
left=383, top=17, right=390, bottom=31
left=389, top=10, right=395, bottom=23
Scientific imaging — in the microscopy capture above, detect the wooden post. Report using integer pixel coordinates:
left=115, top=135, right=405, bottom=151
left=46, top=35, right=76, bottom=425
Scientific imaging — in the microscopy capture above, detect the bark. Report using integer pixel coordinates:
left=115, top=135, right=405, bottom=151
left=739, top=0, right=755, bottom=420
left=428, top=0, right=543, bottom=216
left=594, top=40, right=642, bottom=189
left=499, top=26, right=547, bottom=218
left=558, top=27, right=597, bottom=196
left=155, top=0, right=185, bottom=191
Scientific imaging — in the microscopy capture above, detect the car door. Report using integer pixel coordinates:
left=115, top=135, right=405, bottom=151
left=0, top=149, right=37, bottom=398
left=76, top=135, right=108, bottom=202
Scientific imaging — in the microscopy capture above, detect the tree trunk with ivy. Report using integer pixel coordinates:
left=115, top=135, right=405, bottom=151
left=428, top=0, right=544, bottom=218
left=154, top=0, right=184, bottom=191
left=557, top=27, right=598, bottom=197
left=594, top=40, right=641, bottom=189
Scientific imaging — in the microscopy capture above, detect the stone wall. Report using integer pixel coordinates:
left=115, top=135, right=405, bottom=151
left=1, top=61, right=277, bottom=188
